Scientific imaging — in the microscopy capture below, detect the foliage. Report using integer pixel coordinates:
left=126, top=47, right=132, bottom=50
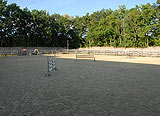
left=0, top=2, right=160, bottom=48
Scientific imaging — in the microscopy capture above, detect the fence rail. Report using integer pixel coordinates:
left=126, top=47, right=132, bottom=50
left=76, top=53, right=96, bottom=61
left=1, top=47, right=160, bottom=57
left=73, top=49, right=160, bottom=57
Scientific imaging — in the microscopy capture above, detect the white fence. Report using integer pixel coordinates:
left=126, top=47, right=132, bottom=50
left=1, top=47, right=160, bottom=57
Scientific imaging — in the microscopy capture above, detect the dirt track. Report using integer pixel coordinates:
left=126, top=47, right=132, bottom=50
left=0, top=55, right=160, bottom=116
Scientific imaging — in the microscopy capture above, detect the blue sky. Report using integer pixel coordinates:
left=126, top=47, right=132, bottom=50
left=7, top=0, right=157, bottom=17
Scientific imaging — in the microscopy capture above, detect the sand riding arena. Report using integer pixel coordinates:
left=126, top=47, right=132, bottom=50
left=0, top=54, right=160, bottom=116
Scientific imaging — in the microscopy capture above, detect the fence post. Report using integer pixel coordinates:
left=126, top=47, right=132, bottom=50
left=76, top=53, right=77, bottom=62
left=54, top=53, right=56, bottom=70
left=46, top=56, right=50, bottom=77
left=94, top=52, right=96, bottom=61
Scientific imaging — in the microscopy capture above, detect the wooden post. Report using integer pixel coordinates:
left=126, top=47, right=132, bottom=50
left=76, top=53, right=77, bottom=62
left=94, top=52, right=96, bottom=61
left=54, top=53, right=56, bottom=70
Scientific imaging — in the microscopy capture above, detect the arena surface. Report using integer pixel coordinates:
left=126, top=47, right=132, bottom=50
left=0, top=55, right=160, bottom=116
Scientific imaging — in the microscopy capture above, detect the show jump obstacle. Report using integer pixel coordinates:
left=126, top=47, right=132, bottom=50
left=46, top=54, right=56, bottom=76
left=76, top=53, right=95, bottom=61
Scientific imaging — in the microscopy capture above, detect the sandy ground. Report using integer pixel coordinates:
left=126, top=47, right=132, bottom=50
left=56, top=54, right=160, bottom=65
left=0, top=55, right=160, bottom=116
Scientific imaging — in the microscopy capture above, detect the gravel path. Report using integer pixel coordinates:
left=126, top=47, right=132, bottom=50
left=0, top=55, right=160, bottom=116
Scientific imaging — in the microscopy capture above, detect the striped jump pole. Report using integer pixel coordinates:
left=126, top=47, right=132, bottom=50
left=46, top=53, right=56, bottom=77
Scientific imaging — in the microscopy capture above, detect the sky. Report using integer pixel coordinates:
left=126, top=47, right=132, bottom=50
left=7, top=0, right=157, bottom=17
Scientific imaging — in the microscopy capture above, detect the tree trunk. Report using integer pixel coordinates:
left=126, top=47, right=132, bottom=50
left=135, top=30, right=137, bottom=47
left=125, top=37, right=126, bottom=48
left=135, top=34, right=137, bottom=47
left=145, top=37, right=146, bottom=47
left=1, top=38, right=3, bottom=47
left=146, top=36, right=148, bottom=47
left=27, top=35, right=30, bottom=47
left=89, top=40, right=91, bottom=47
left=114, top=36, right=116, bottom=47
left=120, top=37, right=122, bottom=46
left=119, top=25, right=122, bottom=46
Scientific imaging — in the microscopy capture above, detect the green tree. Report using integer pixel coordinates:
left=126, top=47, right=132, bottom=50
left=0, top=0, right=7, bottom=46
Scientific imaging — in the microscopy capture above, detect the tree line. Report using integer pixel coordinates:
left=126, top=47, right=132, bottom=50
left=0, top=0, right=160, bottom=48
